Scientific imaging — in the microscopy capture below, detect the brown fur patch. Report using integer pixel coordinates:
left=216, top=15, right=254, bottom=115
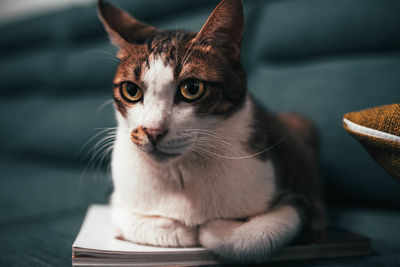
left=175, top=42, right=246, bottom=117
left=277, top=113, right=318, bottom=148
left=248, top=98, right=325, bottom=239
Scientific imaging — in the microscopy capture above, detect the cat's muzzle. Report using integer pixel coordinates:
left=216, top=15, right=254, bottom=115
left=130, top=126, right=179, bottom=162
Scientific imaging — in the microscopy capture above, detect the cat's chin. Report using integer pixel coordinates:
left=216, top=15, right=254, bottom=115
left=144, top=147, right=181, bottom=163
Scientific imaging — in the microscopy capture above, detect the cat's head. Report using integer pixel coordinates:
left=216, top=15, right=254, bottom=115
left=99, top=0, right=247, bottom=163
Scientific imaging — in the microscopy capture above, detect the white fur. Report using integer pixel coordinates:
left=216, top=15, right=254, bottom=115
left=112, top=96, right=276, bottom=225
left=199, top=205, right=301, bottom=263
left=111, top=57, right=301, bottom=262
left=111, top=205, right=199, bottom=247
left=122, top=57, right=175, bottom=131
left=141, top=57, right=175, bottom=129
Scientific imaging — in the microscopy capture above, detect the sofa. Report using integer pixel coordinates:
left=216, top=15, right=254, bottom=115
left=0, top=0, right=399, bottom=265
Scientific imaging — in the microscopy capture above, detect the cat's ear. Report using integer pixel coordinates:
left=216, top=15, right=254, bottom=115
left=98, top=0, right=157, bottom=48
left=194, top=0, right=244, bottom=60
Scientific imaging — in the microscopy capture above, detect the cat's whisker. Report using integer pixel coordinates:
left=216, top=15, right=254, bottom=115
left=185, top=128, right=293, bottom=160
left=81, top=137, right=115, bottom=187
left=180, top=38, right=202, bottom=68
left=86, top=138, right=115, bottom=173
left=181, top=132, right=245, bottom=159
left=190, top=144, right=230, bottom=160
left=99, top=56, right=123, bottom=65
left=78, top=127, right=117, bottom=190
left=179, top=42, right=194, bottom=70
left=85, top=134, right=116, bottom=160
left=90, top=24, right=118, bottom=45
left=88, top=49, right=116, bottom=57
left=186, top=145, right=219, bottom=161
left=94, top=144, right=115, bottom=182
left=192, top=139, right=253, bottom=177
left=101, top=49, right=131, bottom=67
left=181, top=32, right=206, bottom=65
left=76, top=127, right=117, bottom=158
left=193, top=142, right=244, bottom=162
left=189, top=131, right=243, bottom=151
left=81, top=131, right=116, bottom=171
left=190, top=131, right=292, bottom=160
left=180, top=29, right=206, bottom=69
left=93, top=126, right=129, bottom=131
left=183, top=129, right=244, bottom=152
left=180, top=27, right=214, bottom=68
left=193, top=137, right=244, bottom=156
left=87, top=50, right=131, bottom=67
left=97, top=99, right=114, bottom=113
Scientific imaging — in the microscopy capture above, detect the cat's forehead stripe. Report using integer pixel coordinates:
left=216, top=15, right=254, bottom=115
left=143, top=57, right=174, bottom=93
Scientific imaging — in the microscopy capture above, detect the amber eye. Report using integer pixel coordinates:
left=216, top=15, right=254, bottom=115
left=120, top=82, right=143, bottom=102
left=179, top=79, right=205, bottom=101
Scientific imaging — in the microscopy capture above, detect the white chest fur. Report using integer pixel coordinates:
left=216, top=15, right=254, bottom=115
left=111, top=98, right=277, bottom=227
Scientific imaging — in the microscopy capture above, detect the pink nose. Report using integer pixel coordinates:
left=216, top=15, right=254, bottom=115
left=143, top=127, right=168, bottom=143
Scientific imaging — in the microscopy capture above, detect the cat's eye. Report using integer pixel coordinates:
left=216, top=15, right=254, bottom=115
left=179, top=79, right=205, bottom=102
left=120, top=82, right=143, bottom=102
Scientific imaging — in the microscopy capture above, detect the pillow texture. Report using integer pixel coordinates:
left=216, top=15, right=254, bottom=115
left=343, top=104, right=400, bottom=180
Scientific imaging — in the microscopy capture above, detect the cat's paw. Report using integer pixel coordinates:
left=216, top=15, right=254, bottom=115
left=154, top=217, right=199, bottom=247
left=112, top=206, right=199, bottom=247
left=199, top=219, right=272, bottom=263
left=199, top=219, right=242, bottom=251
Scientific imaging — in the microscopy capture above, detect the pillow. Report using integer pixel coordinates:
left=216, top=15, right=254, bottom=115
left=343, top=104, right=400, bottom=181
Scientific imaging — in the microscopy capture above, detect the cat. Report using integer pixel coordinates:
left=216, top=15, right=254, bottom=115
left=98, top=0, right=325, bottom=263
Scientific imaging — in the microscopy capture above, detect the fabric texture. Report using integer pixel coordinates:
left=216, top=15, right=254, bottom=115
left=343, top=104, right=400, bottom=180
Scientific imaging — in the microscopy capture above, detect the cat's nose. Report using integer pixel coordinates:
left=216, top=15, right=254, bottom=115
left=143, top=127, right=168, bottom=143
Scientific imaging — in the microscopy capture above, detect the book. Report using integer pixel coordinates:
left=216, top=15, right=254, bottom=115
left=72, top=205, right=371, bottom=266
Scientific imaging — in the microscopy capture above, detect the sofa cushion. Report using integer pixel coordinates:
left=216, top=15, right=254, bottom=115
left=252, top=0, right=400, bottom=60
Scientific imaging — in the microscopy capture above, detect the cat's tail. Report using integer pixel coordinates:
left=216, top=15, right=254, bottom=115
left=199, top=204, right=302, bottom=263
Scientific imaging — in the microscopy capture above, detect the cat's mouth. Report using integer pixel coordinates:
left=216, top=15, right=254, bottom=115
left=139, top=141, right=191, bottom=162
left=130, top=129, right=192, bottom=162
left=147, top=147, right=181, bottom=162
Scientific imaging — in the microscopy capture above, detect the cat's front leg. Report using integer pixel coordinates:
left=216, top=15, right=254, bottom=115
left=112, top=206, right=199, bottom=247
left=199, top=205, right=301, bottom=263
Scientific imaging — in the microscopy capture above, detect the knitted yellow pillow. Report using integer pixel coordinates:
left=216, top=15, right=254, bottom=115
left=343, top=104, right=400, bottom=180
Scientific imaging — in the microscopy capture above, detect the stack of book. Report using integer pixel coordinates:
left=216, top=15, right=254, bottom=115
left=72, top=205, right=371, bottom=266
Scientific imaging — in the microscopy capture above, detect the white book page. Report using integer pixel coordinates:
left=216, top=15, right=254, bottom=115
left=73, top=205, right=208, bottom=254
